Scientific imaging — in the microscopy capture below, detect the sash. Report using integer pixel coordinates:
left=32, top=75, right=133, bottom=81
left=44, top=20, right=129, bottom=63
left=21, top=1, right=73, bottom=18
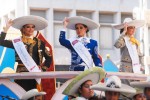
left=12, top=37, right=41, bottom=84
left=124, top=36, right=141, bottom=74
left=69, top=37, right=93, bottom=69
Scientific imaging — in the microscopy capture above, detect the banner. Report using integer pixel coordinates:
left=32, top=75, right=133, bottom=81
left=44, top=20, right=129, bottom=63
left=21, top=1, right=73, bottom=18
left=12, top=37, right=41, bottom=84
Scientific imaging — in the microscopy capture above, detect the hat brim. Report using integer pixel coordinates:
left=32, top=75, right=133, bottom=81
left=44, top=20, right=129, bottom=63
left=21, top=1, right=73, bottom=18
left=12, top=15, right=48, bottom=30
left=63, top=67, right=105, bottom=95
left=112, top=20, right=145, bottom=30
left=52, top=79, right=73, bottom=100
left=130, top=81, right=150, bottom=88
left=66, top=16, right=100, bottom=30
left=90, top=83, right=136, bottom=94
left=21, top=89, right=46, bottom=99
left=124, top=88, right=143, bottom=98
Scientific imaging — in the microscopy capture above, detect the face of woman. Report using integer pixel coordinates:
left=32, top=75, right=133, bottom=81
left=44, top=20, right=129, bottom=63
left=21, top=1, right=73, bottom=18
left=75, top=24, right=88, bottom=37
left=22, top=24, right=35, bottom=36
left=134, top=93, right=146, bottom=100
left=126, top=26, right=135, bottom=36
left=79, top=80, right=94, bottom=99
left=105, top=91, right=120, bottom=100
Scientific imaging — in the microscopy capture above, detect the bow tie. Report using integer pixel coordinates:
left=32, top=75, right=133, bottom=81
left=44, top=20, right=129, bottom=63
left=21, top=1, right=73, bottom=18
left=22, top=36, right=35, bottom=44
left=129, top=36, right=140, bottom=46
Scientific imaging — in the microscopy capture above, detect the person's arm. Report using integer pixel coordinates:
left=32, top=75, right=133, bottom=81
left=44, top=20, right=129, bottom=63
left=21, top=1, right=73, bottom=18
left=59, top=17, right=72, bottom=49
left=0, top=19, right=14, bottom=48
left=41, top=42, right=52, bottom=71
left=92, top=41, right=102, bottom=67
left=114, top=23, right=127, bottom=49
left=114, top=34, right=126, bottom=49
left=0, top=32, right=13, bottom=48
left=59, top=30, right=72, bottom=49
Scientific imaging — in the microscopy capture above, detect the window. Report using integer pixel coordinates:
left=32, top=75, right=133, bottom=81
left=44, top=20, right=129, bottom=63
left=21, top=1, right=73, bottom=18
left=53, top=11, right=69, bottom=47
left=77, top=12, right=92, bottom=19
left=121, top=13, right=132, bottom=23
left=99, top=25, right=113, bottom=49
left=30, top=10, right=46, bottom=19
left=99, top=13, right=115, bottom=49
left=53, top=23, right=63, bottom=47
left=54, top=11, right=69, bottom=21
left=99, top=13, right=114, bottom=23
left=148, top=0, right=150, bottom=9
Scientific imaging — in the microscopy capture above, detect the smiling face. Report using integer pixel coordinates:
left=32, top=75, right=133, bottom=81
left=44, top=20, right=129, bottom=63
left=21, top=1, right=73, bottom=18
left=75, top=23, right=88, bottom=37
left=21, top=24, right=35, bottom=36
left=79, top=80, right=94, bottom=99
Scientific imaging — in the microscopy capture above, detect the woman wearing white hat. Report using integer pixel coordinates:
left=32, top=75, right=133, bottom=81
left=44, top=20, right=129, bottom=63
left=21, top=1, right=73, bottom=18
left=132, top=88, right=146, bottom=100
left=91, top=75, right=136, bottom=100
left=0, top=15, right=52, bottom=97
left=63, top=67, right=106, bottom=100
left=113, top=18, right=145, bottom=76
left=59, top=16, right=102, bottom=71
left=131, top=78, right=150, bottom=100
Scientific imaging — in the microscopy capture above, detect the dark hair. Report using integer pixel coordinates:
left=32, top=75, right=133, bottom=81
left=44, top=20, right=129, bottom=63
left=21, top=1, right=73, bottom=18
left=68, top=95, right=76, bottom=100
left=20, top=24, right=35, bottom=34
left=120, top=28, right=124, bottom=34
left=75, top=24, right=89, bottom=33
left=80, top=80, right=91, bottom=89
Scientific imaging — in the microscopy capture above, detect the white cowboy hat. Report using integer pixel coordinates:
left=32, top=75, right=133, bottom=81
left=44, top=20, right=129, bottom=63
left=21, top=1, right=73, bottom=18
left=112, top=18, right=145, bottom=30
left=63, top=67, right=106, bottom=96
left=131, top=81, right=150, bottom=88
left=130, top=77, right=150, bottom=88
left=130, top=81, right=150, bottom=88
left=90, top=76, right=136, bottom=94
left=66, top=16, right=100, bottom=30
left=52, top=79, right=73, bottom=100
left=12, top=15, right=48, bottom=30
left=126, top=88, right=144, bottom=98
left=21, top=89, right=46, bottom=100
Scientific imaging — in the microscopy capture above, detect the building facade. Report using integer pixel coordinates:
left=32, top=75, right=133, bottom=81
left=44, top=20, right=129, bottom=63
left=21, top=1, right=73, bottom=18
left=0, top=0, right=150, bottom=74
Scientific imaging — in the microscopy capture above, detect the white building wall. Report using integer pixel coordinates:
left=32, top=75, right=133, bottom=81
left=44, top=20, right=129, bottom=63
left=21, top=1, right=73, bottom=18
left=1, top=0, right=148, bottom=67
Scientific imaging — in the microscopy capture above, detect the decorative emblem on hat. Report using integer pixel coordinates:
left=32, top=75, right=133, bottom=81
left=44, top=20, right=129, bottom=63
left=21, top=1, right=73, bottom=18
left=106, top=76, right=121, bottom=88
left=106, top=81, right=120, bottom=88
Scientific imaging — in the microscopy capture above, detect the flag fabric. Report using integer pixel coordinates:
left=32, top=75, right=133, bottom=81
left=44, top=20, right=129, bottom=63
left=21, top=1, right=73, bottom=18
left=36, top=32, right=56, bottom=100
left=0, top=46, right=16, bottom=73
left=104, top=58, right=119, bottom=72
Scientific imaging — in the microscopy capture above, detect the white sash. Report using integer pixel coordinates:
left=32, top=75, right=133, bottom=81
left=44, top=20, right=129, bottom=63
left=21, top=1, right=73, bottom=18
left=12, top=37, right=41, bottom=84
left=124, top=36, right=141, bottom=74
left=69, top=37, right=93, bottom=69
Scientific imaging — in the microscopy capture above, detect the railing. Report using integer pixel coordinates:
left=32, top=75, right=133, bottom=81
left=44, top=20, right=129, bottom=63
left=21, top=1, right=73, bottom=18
left=0, top=71, right=148, bottom=81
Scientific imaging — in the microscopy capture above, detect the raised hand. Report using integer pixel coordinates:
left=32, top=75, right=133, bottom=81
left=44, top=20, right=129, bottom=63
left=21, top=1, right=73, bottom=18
left=122, top=23, right=128, bottom=35
left=3, top=19, right=13, bottom=33
left=63, top=17, right=69, bottom=29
